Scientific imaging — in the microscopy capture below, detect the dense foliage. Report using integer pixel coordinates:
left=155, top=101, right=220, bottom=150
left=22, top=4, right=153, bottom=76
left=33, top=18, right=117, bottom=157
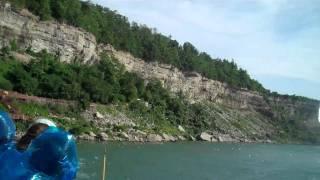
left=7, top=0, right=266, bottom=92
left=0, top=50, right=217, bottom=134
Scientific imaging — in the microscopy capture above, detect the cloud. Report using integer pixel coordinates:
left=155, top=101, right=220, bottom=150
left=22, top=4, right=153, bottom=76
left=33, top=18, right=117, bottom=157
left=92, top=0, right=320, bottom=99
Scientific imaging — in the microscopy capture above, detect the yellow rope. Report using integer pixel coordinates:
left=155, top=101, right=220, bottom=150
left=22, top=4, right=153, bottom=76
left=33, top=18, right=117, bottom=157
left=102, top=146, right=107, bottom=180
left=102, top=155, right=106, bottom=180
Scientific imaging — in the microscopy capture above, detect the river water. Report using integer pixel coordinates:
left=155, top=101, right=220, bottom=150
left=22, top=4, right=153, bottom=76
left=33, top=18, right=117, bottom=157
left=77, top=142, right=320, bottom=180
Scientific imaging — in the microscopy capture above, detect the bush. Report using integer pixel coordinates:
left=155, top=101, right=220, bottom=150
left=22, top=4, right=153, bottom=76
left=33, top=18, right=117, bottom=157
left=0, top=78, right=13, bottom=90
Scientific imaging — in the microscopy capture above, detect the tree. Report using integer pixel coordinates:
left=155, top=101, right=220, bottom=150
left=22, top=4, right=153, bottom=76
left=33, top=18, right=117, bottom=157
left=50, top=0, right=67, bottom=21
left=38, top=0, right=51, bottom=20
left=6, top=65, right=38, bottom=94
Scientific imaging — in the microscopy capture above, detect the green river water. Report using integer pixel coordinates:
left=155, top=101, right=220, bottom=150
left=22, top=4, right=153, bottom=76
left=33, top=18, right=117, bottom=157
left=77, top=142, right=320, bottom=180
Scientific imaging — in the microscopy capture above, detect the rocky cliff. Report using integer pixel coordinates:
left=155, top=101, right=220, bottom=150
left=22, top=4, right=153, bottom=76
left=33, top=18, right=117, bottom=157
left=0, top=4, right=97, bottom=63
left=1, top=5, right=319, bottom=142
left=99, top=45, right=320, bottom=142
left=102, top=45, right=319, bottom=120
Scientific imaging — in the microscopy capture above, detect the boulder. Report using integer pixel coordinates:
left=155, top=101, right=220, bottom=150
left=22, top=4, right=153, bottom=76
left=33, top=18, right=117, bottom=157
left=162, top=133, right=176, bottom=142
left=3, top=91, right=9, bottom=95
left=97, top=132, right=108, bottom=141
left=218, top=134, right=234, bottom=142
left=178, top=135, right=186, bottom=141
left=136, top=130, right=147, bottom=136
left=265, top=139, right=273, bottom=144
left=147, top=134, right=163, bottom=142
left=113, top=136, right=125, bottom=141
left=198, top=132, right=217, bottom=142
left=178, top=125, right=186, bottom=133
left=120, top=132, right=129, bottom=139
left=189, top=135, right=196, bottom=141
left=89, top=131, right=96, bottom=138
left=94, top=112, right=104, bottom=119
left=162, top=133, right=170, bottom=141
left=240, top=138, right=252, bottom=143
left=128, top=135, right=137, bottom=142
left=78, top=133, right=95, bottom=141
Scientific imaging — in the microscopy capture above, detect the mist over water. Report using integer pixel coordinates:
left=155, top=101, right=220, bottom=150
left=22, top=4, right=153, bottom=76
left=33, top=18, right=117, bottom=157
left=77, top=142, right=320, bottom=180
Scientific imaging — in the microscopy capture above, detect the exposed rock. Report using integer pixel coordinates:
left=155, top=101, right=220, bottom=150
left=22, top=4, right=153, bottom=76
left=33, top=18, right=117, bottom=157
left=147, top=134, right=163, bottom=142
left=218, top=134, right=236, bottom=142
left=0, top=6, right=98, bottom=63
left=11, top=52, right=32, bottom=62
left=81, top=106, right=136, bottom=127
left=178, top=125, right=186, bottom=133
left=120, top=132, right=129, bottom=139
left=189, top=135, right=196, bottom=141
left=78, top=133, right=95, bottom=141
left=104, top=43, right=319, bottom=127
left=198, top=132, right=217, bottom=142
left=105, top=44, right=264, bottom=108
left=127, top=135, right=137, bottom=142
left=4, top=2, right=11, bottom=9
left=94, top=112, right=104, bottom=119
left=162, top=133, right=176, bottom=142
left=97, top=132, right=108, bottom=141
left=240, top=138, right=253, bottom=143
left=89, top=131, right=96, bottom=138
left=265, top=139, right=273, bottom=144
left=136, top=130, right=147, bottom=136
left=161, top=133, right=170, bottom=142
left=198, top=132, right=212, bottom=142
left=178, top=135, right=186, bottom=141
left=126, top=130, right=148, bottom=142
left=3, top=91, right=8, bottom=95
left=112, top=136, right=125, bottom=141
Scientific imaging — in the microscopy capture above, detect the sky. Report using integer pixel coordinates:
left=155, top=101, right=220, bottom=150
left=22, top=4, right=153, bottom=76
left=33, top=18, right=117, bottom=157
left=92, top=0, right=320, bottom=100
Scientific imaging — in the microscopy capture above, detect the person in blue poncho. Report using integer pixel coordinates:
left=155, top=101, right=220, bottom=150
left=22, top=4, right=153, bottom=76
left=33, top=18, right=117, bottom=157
left=0, top=111, right=79, bottom=180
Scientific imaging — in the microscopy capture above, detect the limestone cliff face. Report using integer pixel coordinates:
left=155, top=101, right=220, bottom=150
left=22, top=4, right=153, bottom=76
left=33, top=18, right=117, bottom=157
left=0, top=5, right=97, bottom=63
left=1, top=5, right=319, bottom=141
left=101, top=45, right=320, bottom=141
left=101, top=45, right=264, bottom=107
left=102, top=45, right=319, bottom=123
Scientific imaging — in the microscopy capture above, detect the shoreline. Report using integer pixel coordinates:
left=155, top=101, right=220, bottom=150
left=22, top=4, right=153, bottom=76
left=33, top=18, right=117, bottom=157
left=77, top=139, right=318, bottom=146
left=17, top=130, right=315, bottom=145
left=16, top=130, right=273, bottom=144
left=74, top=133, right=275, bottom=144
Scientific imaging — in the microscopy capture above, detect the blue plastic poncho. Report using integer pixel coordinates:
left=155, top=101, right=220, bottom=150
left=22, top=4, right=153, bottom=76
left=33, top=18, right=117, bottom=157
left=0, top=111, right=79, bottom=180
left=0, top=111, right=16, bottom=152
left=26, top=127, right=79, bottom=179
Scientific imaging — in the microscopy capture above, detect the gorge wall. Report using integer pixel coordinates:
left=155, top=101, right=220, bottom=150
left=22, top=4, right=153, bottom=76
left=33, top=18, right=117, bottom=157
left=102, top=45, right=320, bottom=141
left=102, top=45, right=320, bottom=125
left=0, top=4, right=319, bottom=141
left=0, top=4, right=97, bottom=63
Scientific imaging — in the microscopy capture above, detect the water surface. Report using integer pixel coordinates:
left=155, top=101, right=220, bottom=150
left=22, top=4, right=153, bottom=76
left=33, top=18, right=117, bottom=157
left=77, top=142, right=320, bottom=180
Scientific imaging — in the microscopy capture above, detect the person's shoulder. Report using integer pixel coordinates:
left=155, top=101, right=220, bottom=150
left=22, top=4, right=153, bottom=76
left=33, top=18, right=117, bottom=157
left=0, top=111, right=16, bottom=149
left=30, top=126, right=76, bottom=147
left=26, top=126, right=79, bottom=178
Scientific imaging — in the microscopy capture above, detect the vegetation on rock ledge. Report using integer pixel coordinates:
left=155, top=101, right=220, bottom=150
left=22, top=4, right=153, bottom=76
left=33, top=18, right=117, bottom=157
left=0, top=48, right=228, bottom=136
left=6, top=0, right=266, bottom=92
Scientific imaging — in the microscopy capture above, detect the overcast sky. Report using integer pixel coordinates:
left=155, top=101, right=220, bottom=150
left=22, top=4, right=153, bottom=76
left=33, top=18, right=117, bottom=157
left=92, top=0, right=320, bottom=100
